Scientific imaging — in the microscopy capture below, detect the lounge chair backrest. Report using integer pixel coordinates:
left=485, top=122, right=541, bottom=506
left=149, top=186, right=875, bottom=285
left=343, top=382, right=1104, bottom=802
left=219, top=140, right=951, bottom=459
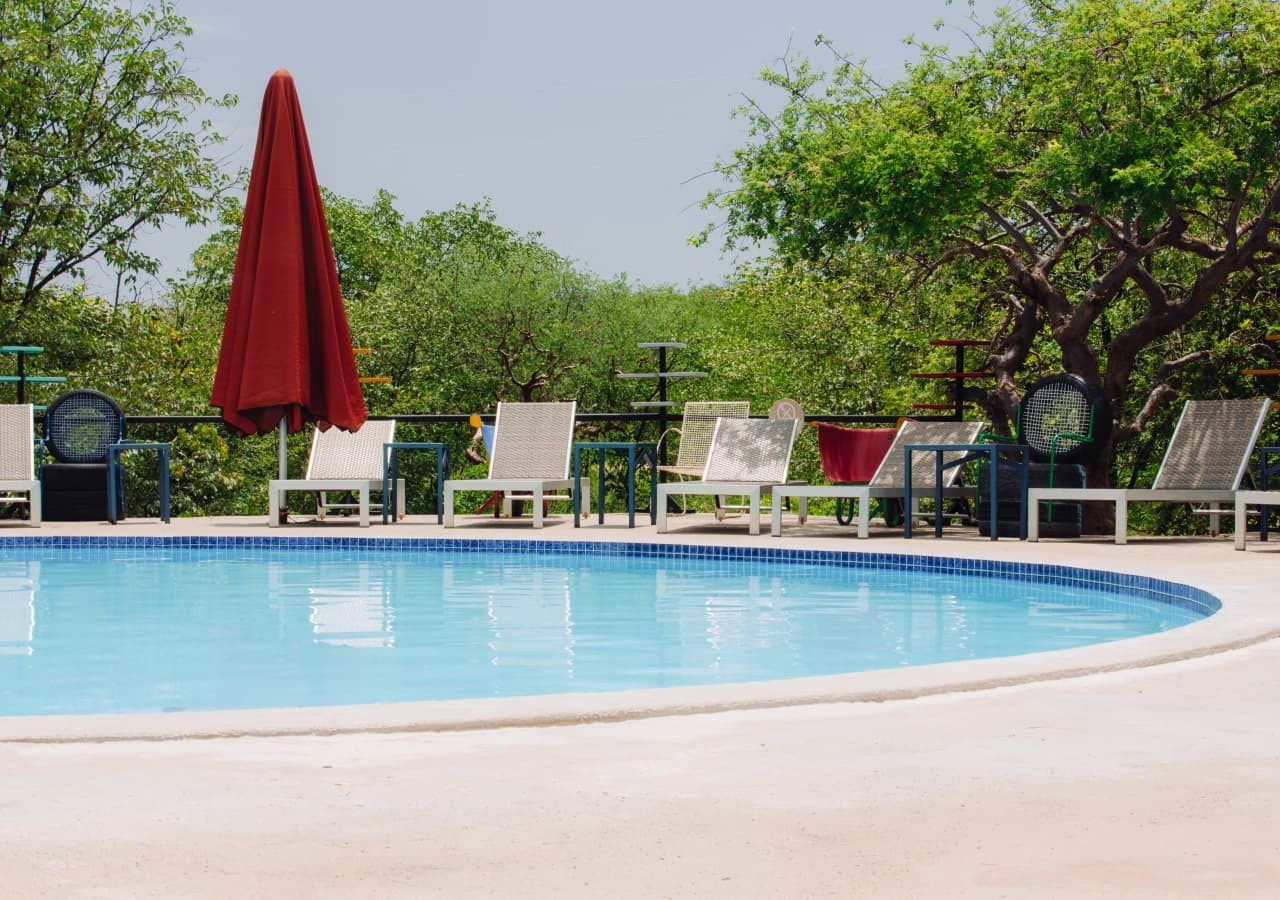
left=1151, top=398, right=1270, bottom=491
left=305, top=420, right=396, bottom=481
left=673, top=401, right=750, bottom=472
left=489, top=401, right=577, bottom=480
left=869, top=420, right=985, bottom=489
left=0, top=404, right=35, bottom=480
left=702, top=417, right=801, bottom=483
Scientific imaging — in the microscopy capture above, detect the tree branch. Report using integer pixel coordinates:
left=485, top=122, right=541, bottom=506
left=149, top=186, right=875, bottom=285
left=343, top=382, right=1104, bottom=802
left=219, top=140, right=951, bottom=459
left=1113, top=383, right=1178, bottom=443
left=978, top=201, right=1042, bottom=261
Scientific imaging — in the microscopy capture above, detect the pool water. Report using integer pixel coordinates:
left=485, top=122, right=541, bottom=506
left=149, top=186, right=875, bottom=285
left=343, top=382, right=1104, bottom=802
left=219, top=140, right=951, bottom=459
left=0, top=542, right=1214, bottom=716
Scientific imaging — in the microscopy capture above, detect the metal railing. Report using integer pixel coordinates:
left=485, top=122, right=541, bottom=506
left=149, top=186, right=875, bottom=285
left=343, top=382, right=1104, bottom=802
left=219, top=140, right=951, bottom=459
left=122, top=411, right=952, bottom=428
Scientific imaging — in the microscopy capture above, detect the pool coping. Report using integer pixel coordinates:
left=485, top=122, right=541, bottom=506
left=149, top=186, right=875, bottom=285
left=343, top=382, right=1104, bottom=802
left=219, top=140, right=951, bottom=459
left=1, top=518, right=1278, bottom=742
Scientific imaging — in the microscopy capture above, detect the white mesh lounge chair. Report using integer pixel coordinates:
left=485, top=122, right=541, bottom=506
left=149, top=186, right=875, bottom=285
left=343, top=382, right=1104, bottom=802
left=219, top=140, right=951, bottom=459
left=656, top=416, right=803, bottom=535
left=771, top=420, right=984, bottom=537
left=1029, top=398, right=1271, bottom=544
left=657, top=401, right=751, bottom=478
left=268, top=420, right=401, bottom=528
left=656, top=400, right=750, bottom=517
left=0, top=404, right=41, bottom=526
left=443, top=401, right=582, bottom=529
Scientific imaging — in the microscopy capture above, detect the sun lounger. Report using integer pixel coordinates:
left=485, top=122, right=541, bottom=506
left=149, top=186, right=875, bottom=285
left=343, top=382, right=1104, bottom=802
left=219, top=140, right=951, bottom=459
left=1028, top=398, right=1271, bottom=543
left=656, top=416, right=803, bottom=535
left=268, top=419, right=401, bottom=527
left=0, top=404, right=41, bottom=526
left=443, top=401, right=582, bottom=528
left=771, top=420, right=985, bottom=537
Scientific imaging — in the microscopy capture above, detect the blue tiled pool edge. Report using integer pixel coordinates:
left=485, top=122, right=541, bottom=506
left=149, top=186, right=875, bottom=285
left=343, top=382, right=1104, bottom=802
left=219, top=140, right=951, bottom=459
left=0, top=534, right=1221, bottom=618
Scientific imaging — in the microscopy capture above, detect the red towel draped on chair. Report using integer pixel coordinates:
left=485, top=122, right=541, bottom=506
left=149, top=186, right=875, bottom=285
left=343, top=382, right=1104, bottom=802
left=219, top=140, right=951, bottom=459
left=816, top=423, right=897, bottom=483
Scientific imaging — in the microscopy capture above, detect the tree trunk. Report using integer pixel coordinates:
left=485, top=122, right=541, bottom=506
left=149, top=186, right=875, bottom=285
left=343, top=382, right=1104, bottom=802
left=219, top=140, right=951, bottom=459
left=1082, top=444, right=1117, bottom=534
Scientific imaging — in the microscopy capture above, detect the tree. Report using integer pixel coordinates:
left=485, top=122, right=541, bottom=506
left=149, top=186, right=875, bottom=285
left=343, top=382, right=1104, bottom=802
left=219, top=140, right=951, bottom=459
left=338, top=197, right=710, bottom=418
left=705, top=0, right=1280, bottom=515
left=0, top=0, right=233, bottom=322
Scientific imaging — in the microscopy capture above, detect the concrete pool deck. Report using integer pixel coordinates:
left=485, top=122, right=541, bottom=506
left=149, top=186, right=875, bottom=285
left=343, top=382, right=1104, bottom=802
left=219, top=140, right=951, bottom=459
left=2, top=514, right=1278, bottom=896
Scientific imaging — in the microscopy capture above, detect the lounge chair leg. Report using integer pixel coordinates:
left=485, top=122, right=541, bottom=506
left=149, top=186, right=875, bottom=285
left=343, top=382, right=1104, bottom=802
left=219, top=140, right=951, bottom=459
left=1235, top=497, right=1248, bottom=550
left=1115, top=498, right=1127, bottom=545
left=770, top=499, right=783, bottom=536
left=358, top=490, right=370, bottom=527
left=657, top=487, right=669, bottom=533
left=443, top=486, right=455, bottom=527
left=748, top=491, right=760, bottom=535
left=29, top=488, right=41, bottom=526
left=269, top=486, right=281, bottom=527
left=857, top=498, right=869, bottom=539
left=533, top=487, right=544, bottom=528
left=798, top=496, right=808, bottom=525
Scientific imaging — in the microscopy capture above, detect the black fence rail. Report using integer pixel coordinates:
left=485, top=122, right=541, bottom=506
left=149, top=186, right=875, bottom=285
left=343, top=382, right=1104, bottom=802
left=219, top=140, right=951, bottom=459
left=123, top=412, right=953, bottom=427
left=43, top=410, right=958, bottom=520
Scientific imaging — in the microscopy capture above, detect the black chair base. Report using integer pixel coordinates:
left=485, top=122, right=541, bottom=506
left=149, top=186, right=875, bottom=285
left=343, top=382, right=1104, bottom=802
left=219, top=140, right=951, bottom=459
left=41, top=463, right=113, bottom=521
left=977, top=461, right=1085, bottom=538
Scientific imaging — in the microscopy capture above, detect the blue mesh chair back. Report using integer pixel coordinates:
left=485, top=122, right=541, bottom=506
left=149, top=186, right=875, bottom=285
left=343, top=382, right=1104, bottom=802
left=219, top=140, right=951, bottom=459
left=44, top=390, right=125, bottom=464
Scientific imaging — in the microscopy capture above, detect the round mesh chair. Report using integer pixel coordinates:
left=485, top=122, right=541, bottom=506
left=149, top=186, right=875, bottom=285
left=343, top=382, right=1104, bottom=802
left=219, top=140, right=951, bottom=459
left=979, top=374, right=1112, bottom=538
left=41, top=390, right=125, bottom=521
left=45, top=390, right=125, bottom=463
left=1017, top=374, right=1112, bottom=467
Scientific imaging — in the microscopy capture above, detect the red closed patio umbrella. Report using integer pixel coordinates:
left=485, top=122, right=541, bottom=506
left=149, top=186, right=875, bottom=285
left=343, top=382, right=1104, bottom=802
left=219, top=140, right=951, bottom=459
left=211, top=69, right=366, bottom=479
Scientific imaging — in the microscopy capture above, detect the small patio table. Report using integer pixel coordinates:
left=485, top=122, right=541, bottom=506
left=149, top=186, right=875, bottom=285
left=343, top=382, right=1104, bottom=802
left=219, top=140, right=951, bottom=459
left=382, top=442, right=449, bottom=525
left=573, top=441, right=658, bottom=527
left=106, top=442, right=171, bottom=524
left=1258, top=446, right=1279, bottom=542
left=904, top=443, right=1031, bottom=540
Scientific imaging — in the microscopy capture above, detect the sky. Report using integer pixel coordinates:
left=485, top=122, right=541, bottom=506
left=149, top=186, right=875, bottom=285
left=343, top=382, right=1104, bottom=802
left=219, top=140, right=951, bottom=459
left=133, top=0, right=1000, bottom=293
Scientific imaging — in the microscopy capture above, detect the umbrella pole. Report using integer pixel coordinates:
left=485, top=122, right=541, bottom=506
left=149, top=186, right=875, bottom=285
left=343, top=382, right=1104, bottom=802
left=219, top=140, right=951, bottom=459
left=276, top=416, right=289, bottom=524
left=278, top=417, right=289, bottom=481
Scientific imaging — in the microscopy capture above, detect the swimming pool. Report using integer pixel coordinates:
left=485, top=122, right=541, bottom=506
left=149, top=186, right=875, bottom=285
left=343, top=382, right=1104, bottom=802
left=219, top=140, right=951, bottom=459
left=0, top=538, right=1218, bottom=717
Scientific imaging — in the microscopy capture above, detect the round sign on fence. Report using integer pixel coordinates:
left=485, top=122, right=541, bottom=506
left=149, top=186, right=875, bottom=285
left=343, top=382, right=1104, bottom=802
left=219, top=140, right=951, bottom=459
left=769, top=398, right=805, bottom=421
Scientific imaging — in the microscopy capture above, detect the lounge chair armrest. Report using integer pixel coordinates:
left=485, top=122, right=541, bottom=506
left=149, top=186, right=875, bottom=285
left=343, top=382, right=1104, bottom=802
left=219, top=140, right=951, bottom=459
left=654, top=426, right=682, bottom=453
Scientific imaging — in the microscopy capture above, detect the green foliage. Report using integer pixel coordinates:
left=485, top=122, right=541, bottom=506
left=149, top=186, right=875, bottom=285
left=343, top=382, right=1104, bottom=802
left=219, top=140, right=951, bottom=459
left=706, top=0, right=1280, bottom=511
left=118, top=423, right=242, bottom=518
left=334, top=196, right=716, bottom=422
left=0, top=0, right=234, bottom=314
left=4, top=189, right=724, bottom=518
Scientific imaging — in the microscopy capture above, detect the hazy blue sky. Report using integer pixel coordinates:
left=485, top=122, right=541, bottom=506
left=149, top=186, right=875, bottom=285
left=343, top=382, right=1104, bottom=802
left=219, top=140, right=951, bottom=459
left=141, top=0, right=998, bottom=291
